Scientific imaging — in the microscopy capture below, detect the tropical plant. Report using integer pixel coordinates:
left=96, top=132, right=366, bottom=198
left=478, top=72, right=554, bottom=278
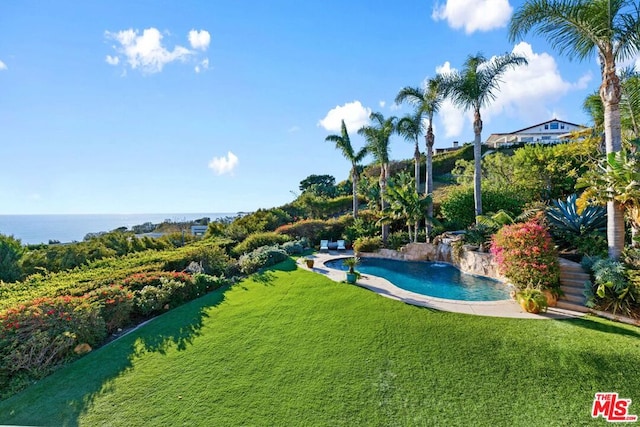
left=510, top=0, right=640, bottom=259
left=585, top=258, right=638, bottom=317
left=515, top=287, right=549, bottom=313
left=547, top=193, right=607, bottom=235
left=578, top=150, right=640, bottom=245
left=439, top=52, right=528, bottom=220
left=396, top=78, right=444, bottom=241
left=325, top=121, right=368, bottom=219
left=353, top=236, right=383, bottom=253
left=380, top=172, right=434, bottom=243
left=358, top=112, right=398, bottom=243
left=342, top=256, right=360, bottom=274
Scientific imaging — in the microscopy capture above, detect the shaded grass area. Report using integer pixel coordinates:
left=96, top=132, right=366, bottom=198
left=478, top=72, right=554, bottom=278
left=1, top=258, right=639, bottom=426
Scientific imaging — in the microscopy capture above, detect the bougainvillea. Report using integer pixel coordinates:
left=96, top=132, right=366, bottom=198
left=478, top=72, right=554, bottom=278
left=490, top=219, right=560, bottom=291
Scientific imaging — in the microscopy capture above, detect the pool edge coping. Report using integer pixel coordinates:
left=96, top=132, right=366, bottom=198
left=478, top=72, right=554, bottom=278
left=301, top=251, right=586, bottom=320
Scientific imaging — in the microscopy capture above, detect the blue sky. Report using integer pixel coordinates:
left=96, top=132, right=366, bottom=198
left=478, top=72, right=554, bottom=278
left=1, top=0, right=638, bottom=215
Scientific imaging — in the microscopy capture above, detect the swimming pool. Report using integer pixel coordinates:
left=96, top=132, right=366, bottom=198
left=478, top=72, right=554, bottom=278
left=325, top=257, right=510, bottom=301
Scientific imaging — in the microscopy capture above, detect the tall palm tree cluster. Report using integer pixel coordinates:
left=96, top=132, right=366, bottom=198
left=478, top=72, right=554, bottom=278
left=325, top=0, right=639, bottom=258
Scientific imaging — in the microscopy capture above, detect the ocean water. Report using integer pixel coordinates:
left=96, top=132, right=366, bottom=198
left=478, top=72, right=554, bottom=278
left=0, top=213, right=235, bottom=245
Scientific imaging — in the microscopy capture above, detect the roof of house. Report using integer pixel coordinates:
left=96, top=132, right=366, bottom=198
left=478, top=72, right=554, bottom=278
left=486, top=118, right=588, bottom=144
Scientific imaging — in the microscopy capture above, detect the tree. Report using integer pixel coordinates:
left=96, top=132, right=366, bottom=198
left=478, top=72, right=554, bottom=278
left=396, top=112, right=423, bottom=238
left=439, top=53, right=527, bottom=220
left=578, top=149, right=640, bottom=246
left=395, top=77, right=443, bottom=241
left=358, top=112, right=398, bottom=243
left=298, top=174, right=336, bottom=198
left=0, top=234, right=24, bottom=283
left=509, top=0, right=640, bottom=258
left=381, top=172, right=433, bottom=242
left=325, top=120, right=368, bottom=218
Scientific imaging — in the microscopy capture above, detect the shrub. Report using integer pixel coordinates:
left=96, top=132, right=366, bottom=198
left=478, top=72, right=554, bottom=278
left=276, top=217, right=350, bottom=245
left=238, top=245, right=289, bottom=274
left=193, top=273, right=228, bottom=292
left=282, top=240, right=305, bottom=255
left=0, top=234, right=24, bottom=283
left=387, top=232, right=410, bottom=250
left=134, top=285, right=171, bottom=317
left=353, top=236, right=383, bottom=253
left=585, top=259, right=638, bottom=317
left=122, top=271, right=192, bottom=291
left=440, top=186, right=527, bottom=230
left=490, top=219, right=560, bottom=291
left=85, top=285, right=134, bottom=333
left=232, top=232, right=291, bottom=256
left=0, top=296, right=105, bottom=386
left=163, top=244, right=231, bottom=277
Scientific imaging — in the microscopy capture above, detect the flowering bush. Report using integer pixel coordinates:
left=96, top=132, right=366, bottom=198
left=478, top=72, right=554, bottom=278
left=86, top=285, right=134, bottom=333
left=490, top=219, right=560, bottom=291
left=0, top=296, right=105, bottom=383
left=121, top=271, right=192, bottom=291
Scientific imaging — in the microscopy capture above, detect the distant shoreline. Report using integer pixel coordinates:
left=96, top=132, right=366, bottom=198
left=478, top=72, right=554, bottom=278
left=0, top=213, right=241, bottom=245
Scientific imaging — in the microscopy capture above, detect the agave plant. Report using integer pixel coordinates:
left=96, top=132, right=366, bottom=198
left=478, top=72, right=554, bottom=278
left=546, top=194, right=606, bottom=235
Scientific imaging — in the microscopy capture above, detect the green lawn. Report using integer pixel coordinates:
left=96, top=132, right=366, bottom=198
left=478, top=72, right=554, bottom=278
left=1, top=259, right=639, bottom=426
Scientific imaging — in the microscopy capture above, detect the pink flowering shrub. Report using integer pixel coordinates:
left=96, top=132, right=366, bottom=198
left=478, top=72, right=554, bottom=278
left=490, top=219, right=560, bottom=291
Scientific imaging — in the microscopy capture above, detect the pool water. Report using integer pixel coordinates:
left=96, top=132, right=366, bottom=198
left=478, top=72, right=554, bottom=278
left=325, top=257, right=510, bottom=301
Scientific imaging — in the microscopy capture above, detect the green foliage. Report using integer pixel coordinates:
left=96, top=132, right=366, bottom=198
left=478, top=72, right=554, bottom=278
left=299, top=174, right=337, bottom=198
left=547, top=193, right=606, bottom=234
left=491, top=219, right=560, bottom=291
left=342, top=256, right=359, bottom=274
left=225, top=209, right=292, bottom=241
left=232, top=232, right=291, bottom=256
left=238, top=245, right=289, bottom=275
left=386, top=232, right=411, bottom=250
left=134, top=285, right=171, bottom=317
left=85, top=285, right=134, bottom=333
left=163, top=243, right=232, bottom=277
left=585, top=259, right=638, bottom=317
left=440, top=186, right=528, bottom=230
left=275, top=217, right=350, bottom=245
left=343, top=210, right=380, bottom=243
left=0, top=295, right=106, bottom=392
left=515, top=288, right=548, bottom=313
left=353, top=236, right=383, bottom=253
left=0, top=234, right=24, bottom=283
left=281, top=240, right=306, bottom=255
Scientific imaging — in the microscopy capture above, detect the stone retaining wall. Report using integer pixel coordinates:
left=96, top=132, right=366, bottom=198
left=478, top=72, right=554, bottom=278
left=359, top=242, right=505, bottom=281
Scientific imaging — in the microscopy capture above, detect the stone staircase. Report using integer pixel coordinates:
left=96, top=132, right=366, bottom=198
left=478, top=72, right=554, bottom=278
left=555, top=258, right=590, bottom=313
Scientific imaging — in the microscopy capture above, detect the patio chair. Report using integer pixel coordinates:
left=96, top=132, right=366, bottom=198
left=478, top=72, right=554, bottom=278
left=320, top=240, right=329, bottom=252
left=336, top=240, right=346, bottom=251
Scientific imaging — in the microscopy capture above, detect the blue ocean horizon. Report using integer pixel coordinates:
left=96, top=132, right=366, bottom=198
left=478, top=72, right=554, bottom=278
left=0, top=213, right=237, bottom=245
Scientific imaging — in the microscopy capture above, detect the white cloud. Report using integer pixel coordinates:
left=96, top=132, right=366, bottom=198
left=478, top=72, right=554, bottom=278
left=105, top=55, right=120, bottom=65
left=208, top=151, right=238, bottom=175
left=188, top=30, right=211, bottom=51
left=195, top=58, right=209, bottom=73
left=435, top=43, right=591, bottom=137
left=432, top=0, right=512, bottom=34
left=0, top=60, right=7, bottom=70
left=379, top=100, right=386, bottom=108
left=318, top=101, right=372, bottom=132
left=105, top=27, right=194, bottom=74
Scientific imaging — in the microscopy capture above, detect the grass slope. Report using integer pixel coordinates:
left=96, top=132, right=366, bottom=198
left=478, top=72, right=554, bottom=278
left=1, top=259, right=639, bottom=426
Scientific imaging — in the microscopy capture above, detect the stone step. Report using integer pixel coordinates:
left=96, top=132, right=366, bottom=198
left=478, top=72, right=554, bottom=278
left=560, top=277, right=590, bottom=288
left=560, top=292, right=586, bottom=304
left=556, top=300, right=589, bottom=313
left=560, top=284, right=586, bottom=296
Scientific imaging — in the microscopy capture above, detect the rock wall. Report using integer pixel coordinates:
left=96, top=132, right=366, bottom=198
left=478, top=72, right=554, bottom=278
left=358, top=242, right=505, bottom=281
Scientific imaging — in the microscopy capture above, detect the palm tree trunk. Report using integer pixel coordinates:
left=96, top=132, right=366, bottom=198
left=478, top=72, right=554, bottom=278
left=414, top=139, right=420, bottom=240
left=425, top=124, right=434, bottom=242
left=473, top=108, right=483, bottom=219
left=602, top=56, right=625, bottom=259
left=351, top=167, right=359, bottom=219
left=380, top=164, right=389, bottom=244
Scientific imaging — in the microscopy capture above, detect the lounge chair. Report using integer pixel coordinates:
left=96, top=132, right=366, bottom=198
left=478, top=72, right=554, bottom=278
left=337, top=240, right=346, bottom=251
left=320, top=240, right=329, bottom=252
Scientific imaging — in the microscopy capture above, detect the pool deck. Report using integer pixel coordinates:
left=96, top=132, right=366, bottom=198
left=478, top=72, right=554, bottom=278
left=300, top=251, right=586, bottom=320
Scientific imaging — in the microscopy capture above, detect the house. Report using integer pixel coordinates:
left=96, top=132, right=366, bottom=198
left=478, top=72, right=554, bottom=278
left=486, top=119, right=587, bottom=148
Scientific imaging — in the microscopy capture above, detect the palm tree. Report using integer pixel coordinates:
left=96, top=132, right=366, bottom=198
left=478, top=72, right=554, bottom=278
left=509, top=0, right=640, bottom=258
left=381, top=172, right=433, bottom=243
left=396, top=112, right=423, bottom=238
left=439, top=53, right=528, bottom=219
left=358, top=112, right=398, bottom=243
left=395, top=78, right=443, bottom=241
left=325, top=120, right=368, bottom=219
